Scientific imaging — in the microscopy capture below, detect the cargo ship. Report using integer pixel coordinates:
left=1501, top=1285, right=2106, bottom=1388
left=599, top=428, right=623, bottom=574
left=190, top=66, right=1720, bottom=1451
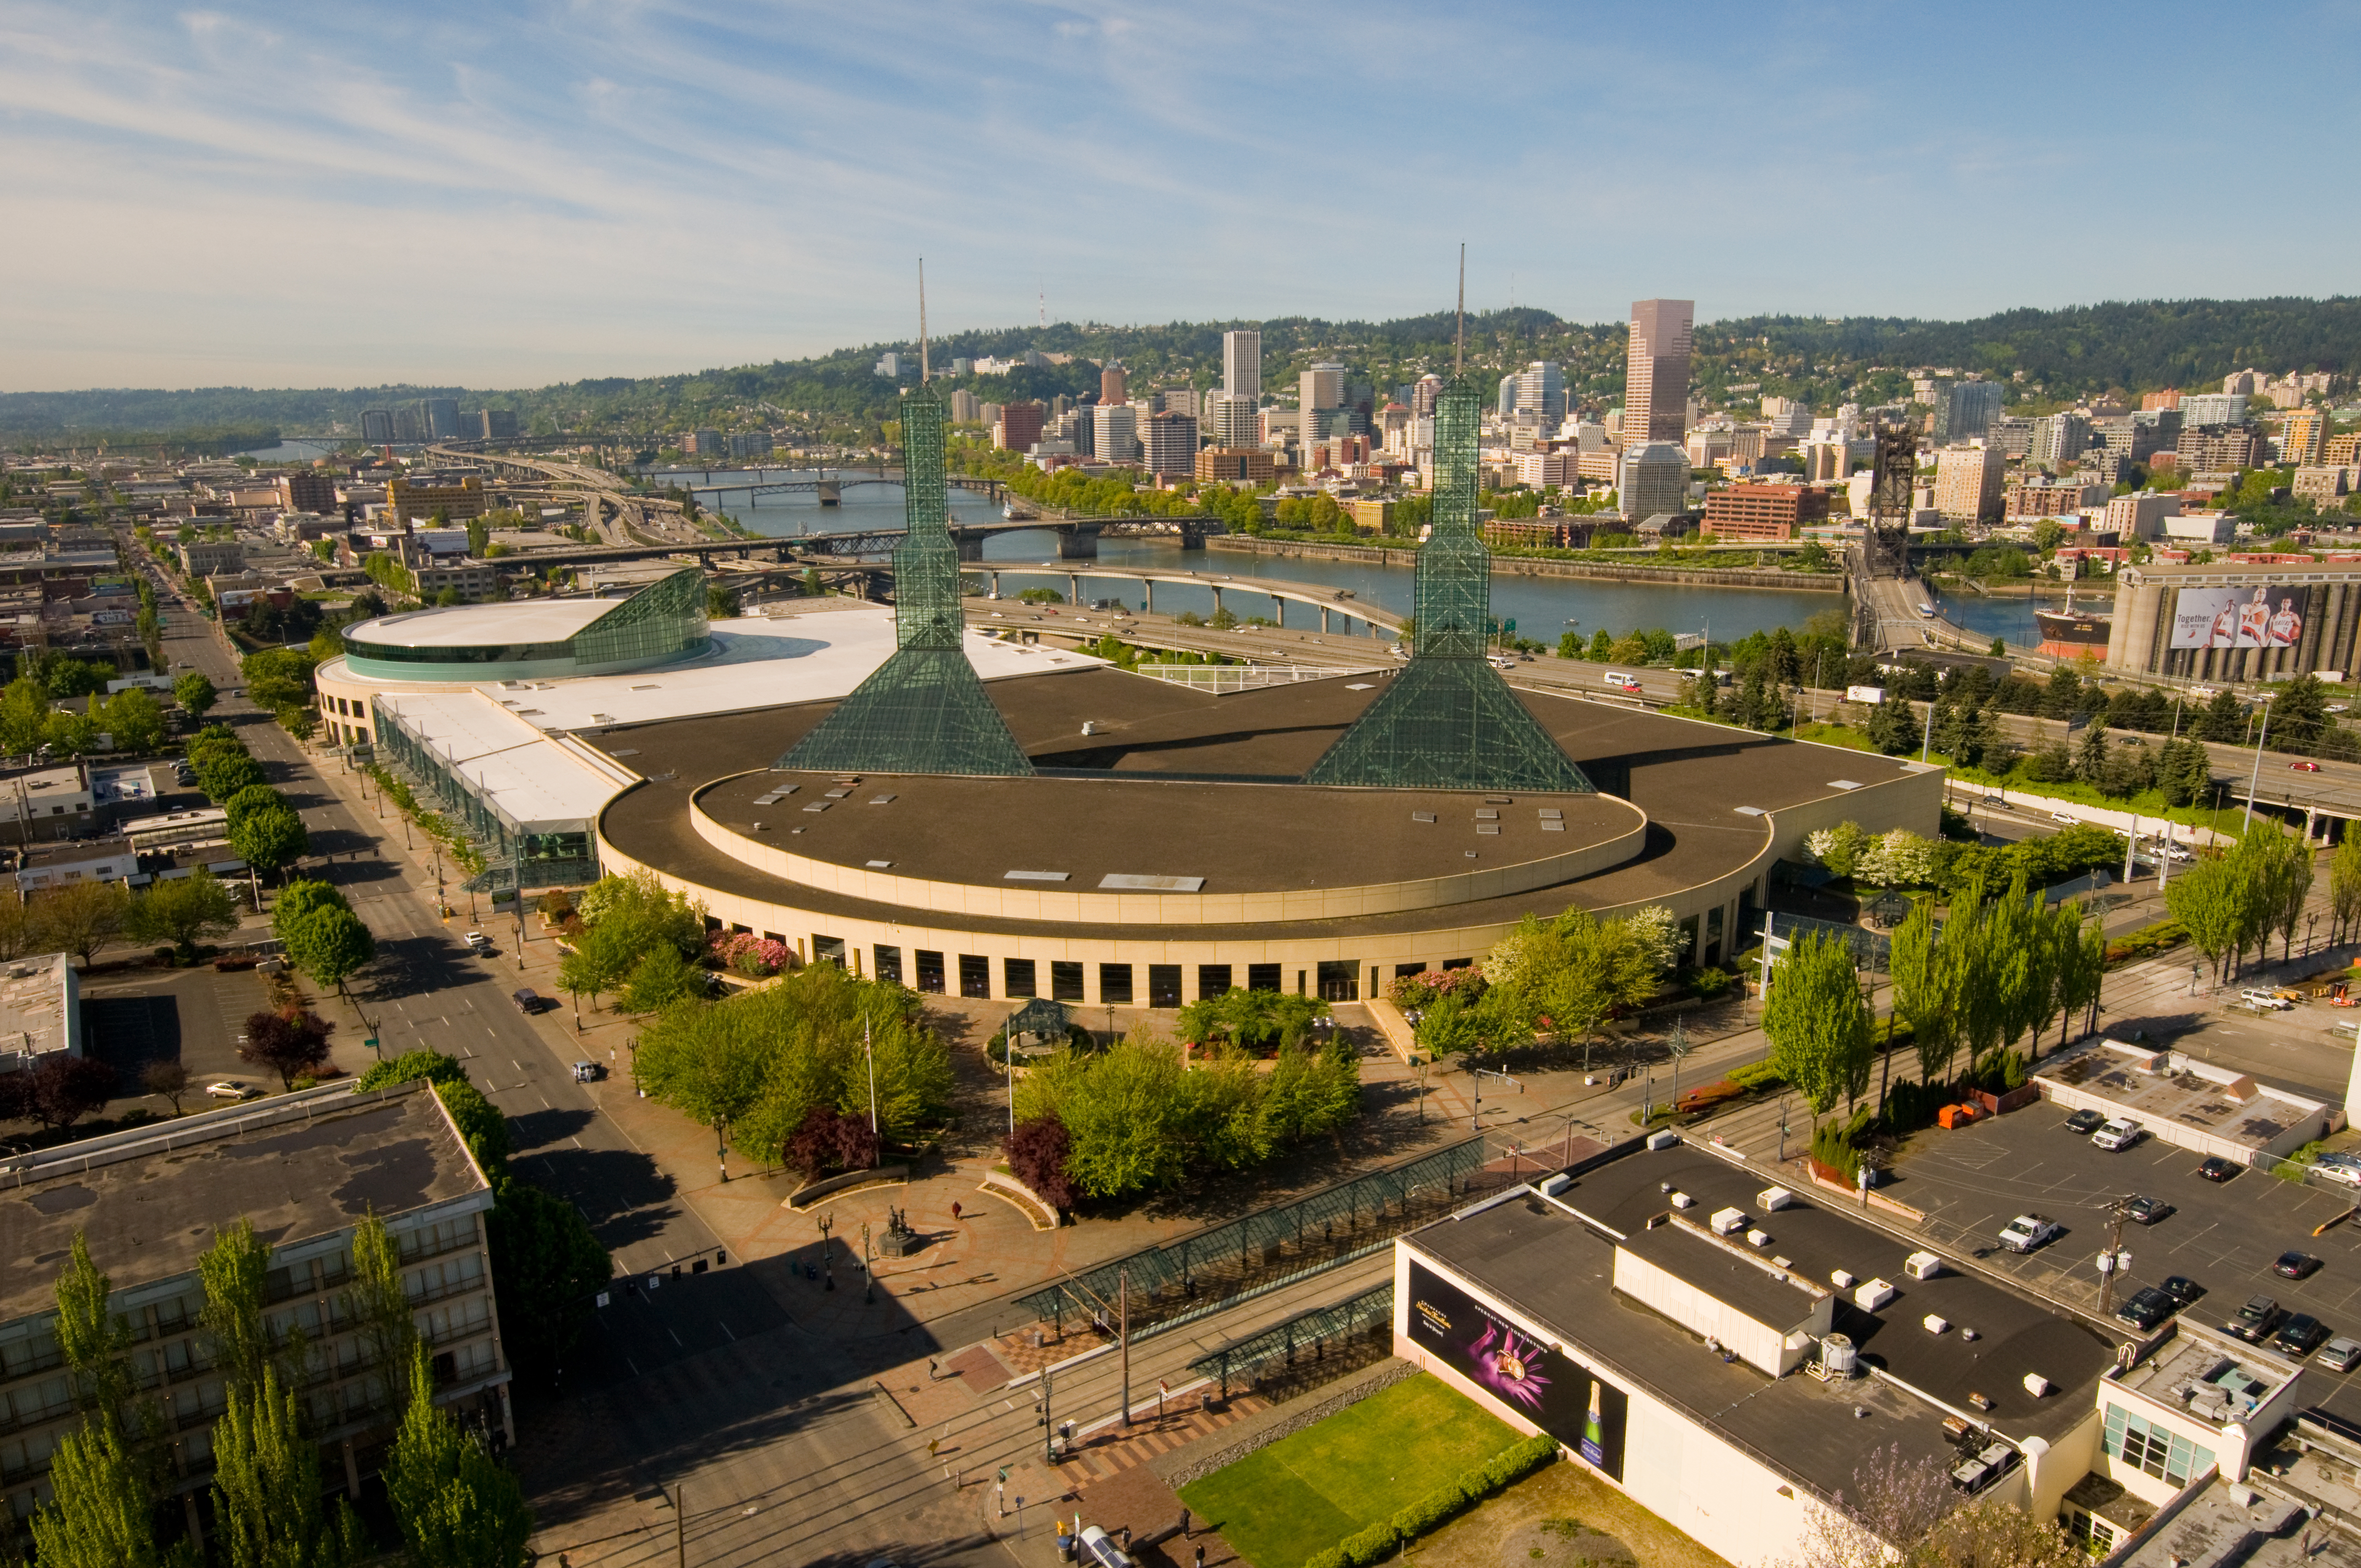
left=2033, top=585, right=2112, bottom=657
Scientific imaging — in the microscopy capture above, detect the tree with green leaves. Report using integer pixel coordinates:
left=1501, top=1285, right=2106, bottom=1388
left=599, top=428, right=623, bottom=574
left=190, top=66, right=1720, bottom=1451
left=28, top=1417, right=178, bottom=1568
left=2166, top=854, right=2244, bottom=986
left=347, top=1212, right=418, bottom=1406
left=618, top=943, right=700, bottom=1013
left=384, top=1343, right=533, bottom=1568
left=1763, top=930, right=1874, bottom=1119
left=98, top=688, right=166, bottom=754
left=173, top=671, right=217, bottom=718
left=270, top=877, right=349, bottom=941
left=240, top=649, right=315, bottom=715
left=556, top=920, right=635, bottom=1012
left=282, top=903, right=376, bottom=1004
left=198, top=1217, right=275, bottom=1394
left=2052, top=904, right=2109, bottom=1052
left=1890, top=894, right=1964, bottom=1090
left=125, top=870, right=240, bottom=963
left=210, top=1362, right=363, bottom=1568
left=2332, top=830, right=2361, bottom=945
left=2197, top=688, right=2244, bottom=742
left=229, top=804, right=309, bottom=883
left=54, top=1232, right=132, bottom=1425
left=30, top=879, right=129, bottom=970
left=482, top=1184, right=612, bottom=1384
left=197, top=747, right=269, bottom=803
left=223, top=783, right=286, bottom=834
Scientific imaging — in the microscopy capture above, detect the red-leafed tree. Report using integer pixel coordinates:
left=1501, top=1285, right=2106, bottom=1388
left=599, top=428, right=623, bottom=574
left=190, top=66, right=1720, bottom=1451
left=1007, top=1117, right=1075, bottom=1210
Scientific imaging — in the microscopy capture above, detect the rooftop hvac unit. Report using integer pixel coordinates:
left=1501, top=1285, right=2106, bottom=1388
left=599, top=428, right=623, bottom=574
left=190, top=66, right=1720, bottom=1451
left=1758, top=1186, right=1794, bottom=1212
left=1924, top=1315, right=1951, bottom=1335
left=2022, top=1373, right=2052, bottom=1397
left=1813, top=1333, right=1858, bottom=1381
left=1903, top=1251, right=1944, bottom=1281
left=1669, top=1191, right=1694, bottom=1208
left=1710, top=1207, right=1747, bottom=1235
left=1646, top=1130, right=1680, bottom=1151
left=1830, top=1269, right=1856, bottom=1290
left=1855, top=1278, right=1896, bottom=1311
left=1746, top=1228, right=1771, bottom=1248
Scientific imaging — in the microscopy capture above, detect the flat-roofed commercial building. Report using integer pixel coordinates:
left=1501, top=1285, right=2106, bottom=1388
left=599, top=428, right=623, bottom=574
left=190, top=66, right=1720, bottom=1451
left=0, top=1081, right=511, bottom=1524
left=1195, top=448, right=1276, bottom=487
left=2006, top=481, right=2110, bottom=519
left=1397, top=1141, right=2121, bottom=1568
left=1702, top=484, right=1829, bottom=541
left=387, top=475, right=486, bottom=524
left=0, top=951, right=79, bottom=1075
left=177, top=538, right=244, bottom=578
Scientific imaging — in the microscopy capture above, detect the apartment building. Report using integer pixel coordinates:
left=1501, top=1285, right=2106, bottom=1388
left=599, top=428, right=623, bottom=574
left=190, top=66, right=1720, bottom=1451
left=1195, top=448, right=1277, bottom=487
left=0, top=1081, right=510, bottom=1523
left=2006, top=481, right=2110, bottom=519
left=1140, top=412, right=1199, bottom=477
left=387, top=476, right=486, bottom=525
left=2281, top=408, right=2329, bottom=467
left=177, top=539, right=246, bottom=578
left=1933, top=443, right=2006, bottom=524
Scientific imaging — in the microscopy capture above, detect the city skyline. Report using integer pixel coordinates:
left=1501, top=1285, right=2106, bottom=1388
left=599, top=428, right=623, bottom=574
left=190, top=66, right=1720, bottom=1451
left=6, top=1, right=2359, bottom=391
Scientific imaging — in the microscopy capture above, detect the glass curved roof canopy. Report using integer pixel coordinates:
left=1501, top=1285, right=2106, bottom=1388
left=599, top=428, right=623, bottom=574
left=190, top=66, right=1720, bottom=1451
left=341, top=567, right=711, bottom=682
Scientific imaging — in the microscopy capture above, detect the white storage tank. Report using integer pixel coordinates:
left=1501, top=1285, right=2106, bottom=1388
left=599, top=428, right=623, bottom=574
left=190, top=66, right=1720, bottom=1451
left=1820, top=1333, right=1857, bottom=1378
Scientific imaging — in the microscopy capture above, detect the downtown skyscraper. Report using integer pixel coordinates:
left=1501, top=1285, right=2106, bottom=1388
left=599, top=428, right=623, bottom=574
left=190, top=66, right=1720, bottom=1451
left=1623, top=300, right=1694, bottom=445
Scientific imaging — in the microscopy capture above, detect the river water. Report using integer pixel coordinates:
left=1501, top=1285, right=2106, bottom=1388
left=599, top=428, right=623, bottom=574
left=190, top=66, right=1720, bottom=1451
left=679, top=468, right=1842, bottom=645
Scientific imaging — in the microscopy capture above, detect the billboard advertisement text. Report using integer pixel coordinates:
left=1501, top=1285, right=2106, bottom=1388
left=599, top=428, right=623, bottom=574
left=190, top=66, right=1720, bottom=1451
left=2172, top=585, right=2305, bottom=651
left=1405, top=1260, right=1629, bottom=1480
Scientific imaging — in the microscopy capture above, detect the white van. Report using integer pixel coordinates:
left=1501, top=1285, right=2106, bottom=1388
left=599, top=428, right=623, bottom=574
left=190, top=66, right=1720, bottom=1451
left=1603, top=672, right=1641, bottom=692
left=2240, top=989, right=2295, bottom=1012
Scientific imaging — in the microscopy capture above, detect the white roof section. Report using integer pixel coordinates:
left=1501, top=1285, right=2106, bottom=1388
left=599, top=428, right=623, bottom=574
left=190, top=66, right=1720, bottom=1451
left=349, top=597, right=615, bottom=649
left=483, top=602, right=1101, bottom=734
left=0, top=952, right=75, bottom=1061
left=372, top=692, right=638, bottom=833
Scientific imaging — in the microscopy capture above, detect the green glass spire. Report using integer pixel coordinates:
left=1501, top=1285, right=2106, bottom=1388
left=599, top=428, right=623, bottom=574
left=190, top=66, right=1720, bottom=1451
left=1303, top=376, right=1593, bottom=793
left=779, top=384, right=1034, bottom=776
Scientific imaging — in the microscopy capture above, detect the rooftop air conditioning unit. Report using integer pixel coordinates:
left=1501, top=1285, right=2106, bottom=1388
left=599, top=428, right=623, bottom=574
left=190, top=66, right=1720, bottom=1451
left=1758, top=1186, right=1794, bottom=1212
left=1710, top=1207, right=1747, bottom=1235
left=1903, top=1251, right=1944, bottom=1281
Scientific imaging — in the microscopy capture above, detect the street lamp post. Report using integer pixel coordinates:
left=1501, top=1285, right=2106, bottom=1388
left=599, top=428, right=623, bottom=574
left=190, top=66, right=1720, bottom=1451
left=2244, top=695, right=2273, bottom=831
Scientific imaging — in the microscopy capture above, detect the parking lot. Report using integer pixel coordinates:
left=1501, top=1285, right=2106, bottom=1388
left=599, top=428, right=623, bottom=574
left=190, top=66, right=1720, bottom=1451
left=1891, top=1097, right=2361, bottom=1424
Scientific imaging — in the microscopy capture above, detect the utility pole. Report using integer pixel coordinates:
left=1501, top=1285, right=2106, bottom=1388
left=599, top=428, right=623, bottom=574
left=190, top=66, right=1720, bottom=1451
left=1119, top=1269, right=1131, bottom=1428
left=2096, top=1201, right=2132, bottom=1317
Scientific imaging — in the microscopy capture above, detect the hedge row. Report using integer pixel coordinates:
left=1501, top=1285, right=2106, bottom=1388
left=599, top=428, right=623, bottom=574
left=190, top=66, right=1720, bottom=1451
left=1301, top=1432, right=1560, bottom=1568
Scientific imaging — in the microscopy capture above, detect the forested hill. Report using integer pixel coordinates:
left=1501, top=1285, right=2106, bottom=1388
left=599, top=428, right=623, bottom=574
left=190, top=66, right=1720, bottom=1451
left=5, top=296, right=2354, bottom=448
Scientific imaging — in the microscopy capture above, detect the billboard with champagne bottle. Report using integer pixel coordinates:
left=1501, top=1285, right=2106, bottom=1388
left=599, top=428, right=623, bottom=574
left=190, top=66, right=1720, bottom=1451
left=1406, top=1261, right=1629, bottom=1480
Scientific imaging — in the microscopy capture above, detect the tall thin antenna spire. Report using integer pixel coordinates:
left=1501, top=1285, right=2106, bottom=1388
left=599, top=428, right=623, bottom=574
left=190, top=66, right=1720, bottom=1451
left=1455, top=243, right=1466, bottom=375
left=918, top=257, right=929, bottom=383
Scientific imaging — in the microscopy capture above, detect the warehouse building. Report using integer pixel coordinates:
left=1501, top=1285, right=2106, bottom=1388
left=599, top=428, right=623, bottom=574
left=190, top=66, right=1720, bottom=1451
left=1393, top=1137, right=2327, bottom=1565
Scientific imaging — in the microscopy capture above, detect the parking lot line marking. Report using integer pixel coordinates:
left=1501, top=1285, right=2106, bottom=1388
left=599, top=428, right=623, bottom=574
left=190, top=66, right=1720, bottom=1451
left=720, top=1319, right=736, bottom=1342
left=668, top=1328, right=683, bottom=1348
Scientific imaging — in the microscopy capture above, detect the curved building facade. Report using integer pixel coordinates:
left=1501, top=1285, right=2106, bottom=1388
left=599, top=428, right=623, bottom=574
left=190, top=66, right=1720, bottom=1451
left=339, top=568, right=709, bottom=684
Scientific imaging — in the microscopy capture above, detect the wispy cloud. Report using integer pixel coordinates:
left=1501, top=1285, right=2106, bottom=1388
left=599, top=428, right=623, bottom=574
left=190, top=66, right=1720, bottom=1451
left=0, top=0, right=2352, bottom=390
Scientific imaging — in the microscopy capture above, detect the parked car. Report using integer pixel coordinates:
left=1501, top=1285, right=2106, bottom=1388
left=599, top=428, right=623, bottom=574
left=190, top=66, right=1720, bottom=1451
left=2091, top=1118, right=2143, bottom=1151
left=2277, top=1314, right=2333, bottom=1358
left=512, top=988, right=547, bottom=1015
left=204, top=1080, right=261, bottom=1101
left=2063, top=1108, right=2106, bottom=1135
left=463, top=931, right=491, bottom=954
left=2319, top=1337, right=2361, bottom=1373
left=2311, top=1161, right=2361, bottom=1189
left=2116, top=1287, right=2177, bottom=1333
left=2277, top=1250, right=2323, bottom=1280
left=2124, top=1195, right=2173, bottom=1226
left=2197, top=1157, right=2242, bottom=1183
left=2161, top=1276, right=2207, bottom=1308
left=1999, top=1213, right=2062, bottom=1254
left=2240, top=989, right=2297, bottom=1011
left=2228, top=1295, right=2287, bottom=1344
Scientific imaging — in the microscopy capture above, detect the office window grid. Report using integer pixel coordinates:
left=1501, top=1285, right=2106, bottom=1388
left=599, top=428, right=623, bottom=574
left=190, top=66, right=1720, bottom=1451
left=570, top=567, right=710, bottom=668
left=2103, top=1404, right=2214, bottom=1488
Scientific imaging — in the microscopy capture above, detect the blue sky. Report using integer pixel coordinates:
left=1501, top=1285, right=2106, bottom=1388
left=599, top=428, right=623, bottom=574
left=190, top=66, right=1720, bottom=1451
left=3, top=1, right=2357, bottom=391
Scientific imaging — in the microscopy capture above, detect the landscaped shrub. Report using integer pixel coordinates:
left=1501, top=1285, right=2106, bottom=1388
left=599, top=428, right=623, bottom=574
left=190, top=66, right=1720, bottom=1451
left=1728, top=1060, right=1786, bottom=1092
left=2107, top=918, right=2190, bottom=965
left=1308, top=1431, right=1561, bottom=1568
left=708, top=930, right=791, bottom=977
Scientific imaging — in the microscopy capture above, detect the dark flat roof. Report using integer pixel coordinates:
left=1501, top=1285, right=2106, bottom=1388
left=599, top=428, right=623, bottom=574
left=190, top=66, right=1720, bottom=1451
left=1620, top=1214, right=1826, bottom=1330
left=590, top=668, right=1931, bottom=941
left=708, top=769, right=1638, bottom=895
left=1407, top=1142, right=2118, bottom=1501
left=0, top=1084, right=486, bottom=1321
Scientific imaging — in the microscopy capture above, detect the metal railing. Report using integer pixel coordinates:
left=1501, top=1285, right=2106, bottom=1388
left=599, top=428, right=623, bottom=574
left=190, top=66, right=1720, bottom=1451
left=1135, top=663, right=1389, bottom=694
left=1014, top=1137, right=1501, bottom=1343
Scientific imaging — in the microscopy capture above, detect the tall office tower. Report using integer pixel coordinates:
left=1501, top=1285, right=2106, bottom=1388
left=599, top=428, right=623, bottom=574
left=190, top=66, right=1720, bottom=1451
left=1934, top=443, right=2007, bottom=524
left=1933, top=381, right=2003, bottom=442
left=2030, top=412, right=2091, bottom=469
left=1498, top=362, right=1566, bottom=423
left=1140, top=412, right=1198, bottom=476
left=780, top=383, right=1031, bottom=777
left=1624, top=300, right=1694, bottom=445
left=424, top=398, right=461, bottom=440
left=1209, top=394, right=1261, bottom=450
left=1100, top=363, right=1127, bottom=406
left=1411, top=374, right=1443, bottom=419
left=393, top=406, right=425, bottom=443
left=1301, top=362, right=1345, bottom=424
left=1304, top=375, right=1593, bottom=793
left=1223, top=330, right=1261, bottom=399
left=1092, top=404, right=1140, bottom=465
left=1155, top=387, right=1200, bottom=418
left=360, top=410, right=395, bottom=444
left=949, top=389, right=981, bottom=423
left=480, top=409, right=518, bottom=439
left=2282, top=407, right=2329, bottom=466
